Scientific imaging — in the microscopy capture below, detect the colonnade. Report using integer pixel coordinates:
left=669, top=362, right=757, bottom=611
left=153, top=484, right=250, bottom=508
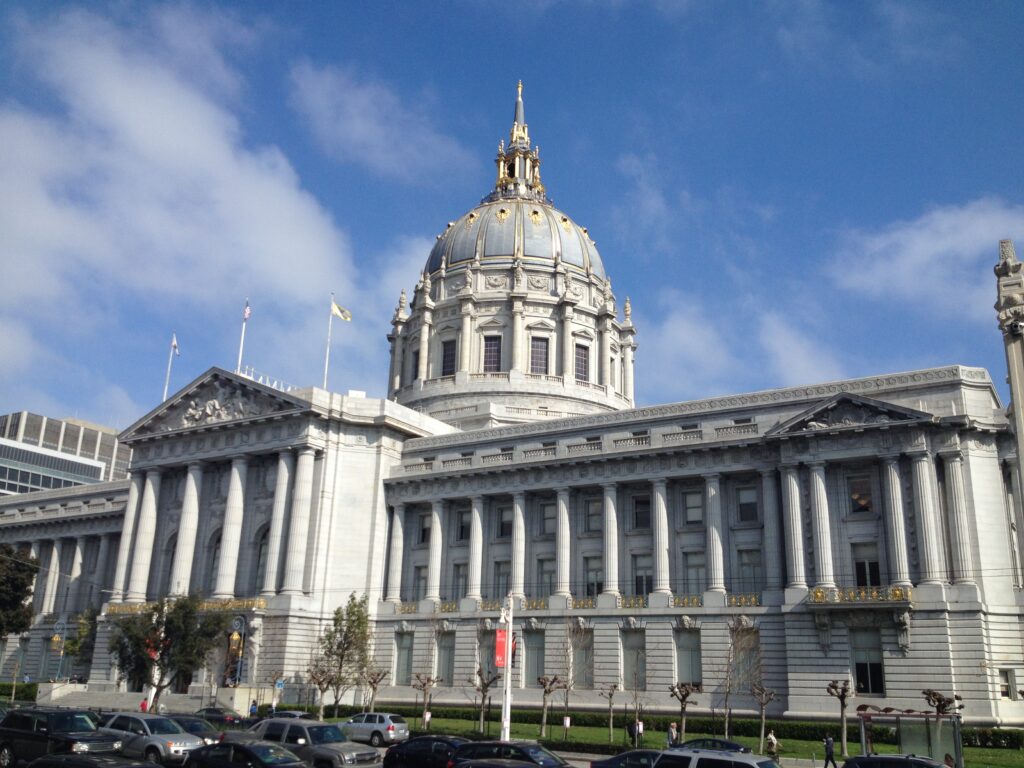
left=19, top=533, right=115, bottom=616
left=112, top=445, right=318, bottom=604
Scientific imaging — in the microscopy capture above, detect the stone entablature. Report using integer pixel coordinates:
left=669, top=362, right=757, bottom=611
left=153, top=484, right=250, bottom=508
left=0, top=480, right=128, bottom=537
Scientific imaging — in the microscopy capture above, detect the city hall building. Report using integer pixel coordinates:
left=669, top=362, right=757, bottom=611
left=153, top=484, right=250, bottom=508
left=1, top=86, right=1023, bottom=725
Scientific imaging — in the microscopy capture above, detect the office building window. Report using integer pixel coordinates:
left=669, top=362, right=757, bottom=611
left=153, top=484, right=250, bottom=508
left=849, top=475, right=873, bottom=514
left=851, top=629, right=885, bottom=695
left=632, top=554, right=653, bottom=596
left=483, top=336, right=502, bottom=372
left=584, top=556, right=604, bottom=596
left=584, top=498, right=603, bottom=533
left=575, top=344, right=590, bottom=382
left=675, top=630, right=702, bottom=688
left=572, top=630, right=595, bottom=689
left=622, top=630, right=646, bottom=690
left=684, top=491, right=703, bottom=524
left=633, top=496, right=651, bottom=529
left=456, top=509, right=471, bottom=541
left=436, top=633, right=455, bottom=687
left=852, top=542, right=881, bottom=587
left=525, top=630, right=545, bottom=687
left=452, top=563, right=468, bottom=599
left=493, top=560, right=511, bottom=598
left=497, top=505, right=513, bottom=538
left=441, top=340, right=457, bottom=377
left=737, top=486, right=759, bottom=522
left=541, top=501, right=556, bottom=535
left=737, top=549, right=764, bottom=592
left=536, top=558, right=556, bottom=596
left=682, top=551, right=706, bottom=594
left=394, top=633, right=414, bottom=686
left=530, top=337, right=549, bottom=375
left=419, top=514, right=431, bottom=545
left=412, top=566, right=427, bottom=602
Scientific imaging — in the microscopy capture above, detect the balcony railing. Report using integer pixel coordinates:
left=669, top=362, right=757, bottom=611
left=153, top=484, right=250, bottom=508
left=479, top=599, right=503, bottom=612
left=715, top=423, right=759, bottom=438
left=727, top=593, right=762, bottom=607
left=522, top=597, right=548, bottom=610
left=441, top=458, right=472, bottom=469
left=437, top=600, right=459, bottom=613
left=567, top=441, right=603, bottom=455
left=673, top=594, right=703, bottom=608
left=403, top=462, right=433, bottom=473
left=399, top=601, right=419, bottom=614
left=809, top=585, right=913, bottom=604
left=663, top=429, right=703, bottom=444
left=481, top=453, right=513, bottom=465
left=614, top=435, right=651, bottom=449
left=572, top=596, right=596, bottom=609
left=620, top=595, right=648, bottom=609
left=523, top=447, right=557, bottom=460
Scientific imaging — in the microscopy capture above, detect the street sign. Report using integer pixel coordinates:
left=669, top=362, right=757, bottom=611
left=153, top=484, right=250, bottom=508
left=495, top=629, right=507, bottom=668
left=275, top=679, right=285, bottom=690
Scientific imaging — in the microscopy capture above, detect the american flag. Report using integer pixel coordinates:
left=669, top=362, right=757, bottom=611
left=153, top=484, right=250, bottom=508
left=243, top=300, right=252, bottom=321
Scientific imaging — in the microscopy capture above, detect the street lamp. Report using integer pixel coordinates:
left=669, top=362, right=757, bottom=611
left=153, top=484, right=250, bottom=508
left=51, top=620, right=67, bottom=682
left=499, top=596, right=514, bottom=742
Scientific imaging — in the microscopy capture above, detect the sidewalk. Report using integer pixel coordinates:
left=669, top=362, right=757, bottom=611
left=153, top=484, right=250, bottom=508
left=557, top=751, right=819, bottom=768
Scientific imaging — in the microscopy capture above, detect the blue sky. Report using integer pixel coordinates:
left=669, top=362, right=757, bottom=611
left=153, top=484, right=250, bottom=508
left=1, top=1, right=1023, bottom=429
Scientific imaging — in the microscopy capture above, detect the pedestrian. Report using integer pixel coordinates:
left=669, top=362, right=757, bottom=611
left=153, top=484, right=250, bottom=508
left=250, top=699, right=258, bottom=718
left=766, top=730, right=779, bottom=762
left=626, top=721, right=637, bottom=747
left=667, top=722, right=678, bottom=747
left=823, top=734, right=838, bottom=768
left=139, top=698, right=148, bottom=713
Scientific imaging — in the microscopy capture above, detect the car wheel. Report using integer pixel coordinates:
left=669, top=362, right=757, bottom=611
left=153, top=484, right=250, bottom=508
left=145, top=748, right=163, bottom=765
left=0, top=744, right=15, bottom=768
left=370, top=733, right=384, bottom=747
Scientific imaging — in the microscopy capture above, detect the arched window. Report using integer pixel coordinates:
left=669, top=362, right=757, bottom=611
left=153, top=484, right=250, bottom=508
left=204, top=531, right=222, bottom=595
left=250, top=526, right=269, bottom=596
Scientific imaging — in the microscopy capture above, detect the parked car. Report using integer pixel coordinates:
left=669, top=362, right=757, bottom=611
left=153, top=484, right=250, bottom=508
left=266, top=714, right=314, bottom=722
left=383, top=736, right=467, bottom=768
left=676, top=740, right=751, bottom=754
left=457, top=760, right=537, bottom=768
left=589, top=750, right=661, bottom=768
left=226, top=719, right=380, bottom=767
left=654, top=749, right=776, bottom=768
left=191, top=712, right=240, bottom=729
left=841, top=757, right=945, bottom=768
left=99, top=713, right=204, bottom=764
left=165, top=719, right=219, bottom=747
left=184, top=742, right=306, bottom=768
left=447, top=742, right=567, bottom=768
left=340, top=715, right=408, bottom=748
left=0, top=709, right=122, bottom=767
left=28, top=756, right=150, bottom=768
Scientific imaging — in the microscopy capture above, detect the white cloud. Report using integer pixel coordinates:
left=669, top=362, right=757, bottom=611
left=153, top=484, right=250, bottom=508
left=289, top=61, right=476, bottom=183
left=757, top=312, right=845, bottom=386
left=829, top=198, right=1024, bottom=323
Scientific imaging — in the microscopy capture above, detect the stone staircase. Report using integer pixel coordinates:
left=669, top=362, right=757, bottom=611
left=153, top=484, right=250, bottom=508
left=37, top=683, right=210, bottom=713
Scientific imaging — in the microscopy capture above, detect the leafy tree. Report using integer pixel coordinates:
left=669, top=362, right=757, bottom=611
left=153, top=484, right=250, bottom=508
left=598, top=683, right=618, bottom=743
left=322, top=593, right=370, bottom=717
left=826, top=679, right=852, bottom=757
left=0, top=544, right=37, bottom=637
left=64, top=608, right=98, bottom=667
left=108, top=595, right=228, bottom=708
left=669, top=682, right=700, bottom=744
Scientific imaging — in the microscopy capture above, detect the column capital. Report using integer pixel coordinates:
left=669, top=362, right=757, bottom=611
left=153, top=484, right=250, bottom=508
left=758, top=467, right=777, bottom=478
left=880, top=454, right=901, bottom=466
left=702, top=472, right=721, bottom=482
left=651, top=478, right=667, bottom=492
left=512, top=491, right=527, bottom=504
left=554, top=486, right=572, bottom=495
left=601, top=482, right=618, bottom=493
left=431, top=499, right=445, bottom=512
left=1005, top=456, right=1020, bottom=468
left=186, top=460, right=204, bottom=470
left=469, top=494, right=485, bottom=506
left=393, top=501, right=406, bottom=514
left=296, top=445, right=317, bottom=458
left=906, top=449, right=933, bottom=460
left=231, top=455, right=249, bottom=468
left=939, top=449, right=964, bottom=463
left=807, top=460, right=826, bottom=470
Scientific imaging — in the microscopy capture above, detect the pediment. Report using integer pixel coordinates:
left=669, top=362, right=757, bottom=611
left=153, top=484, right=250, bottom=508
left=478, top=317, right=506, bottom=329
left=121, top=368, right=309, bottom=441
left=525, top=319, right=556, bottom=332
left=766, top=394, right=932, bottom=437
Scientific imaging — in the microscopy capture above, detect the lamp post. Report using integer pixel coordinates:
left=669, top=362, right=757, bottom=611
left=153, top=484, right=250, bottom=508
left=499, top=595, right=514, bottom=742
left=51, top=620, right=67, bottom=682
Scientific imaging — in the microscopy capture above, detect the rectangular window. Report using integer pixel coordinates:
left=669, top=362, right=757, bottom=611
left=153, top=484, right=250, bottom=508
left=572, top=630, right=595, bottom=689
left=584, top=498, right=603, bottom=533
left=675, top=630, right=702, bottom=688
left=584, top=556, right=604, bottom=596
left=395, top=633, right=414, bottom=686
left=452, top=563, right=468, bottom=599
left=737, top=486, right=759, bottom=522
left=419, top=514, right=431, bottom=545
left=852, top=542, right=881, bottom=587
left=456, top=509, right=471, bottom=541
left=632, top=554, right=653, bottom=596
left=497, top=505, right=513, bottom=538
left=850, top=628, right=885, bottom=695
left=541, top=501, right=556, bottom=535
left=737, top=549, right=764, bottom=592
left=483, top=336, right=502, bottom=373
left=479, top=631, right=497, bottom=676
left=441, top=340, right=457, bottom=377
left=682, top=551, right=706, bottom=594
left=999, top=670, right=1017, bottom=700
left=412, top=566, right=428, bottom=601
left=622, top=630, right=647, bottom=690
left=536, top=558, right=556, bottom=596
left=633, top=496, right=651, bottom=529
left=493, top=561, right=511, bottom=598
left=683, top=491, right=703, bottom=524
left=849, top=475, right=873, bottom=514
left=410, top=350, right=420, bottom=383
left=436, top=633, right=455, bottom=687
left=575, top=344, right=590, bottom=382
left=530, top=337, right=549, bottom=375
left=525, top=630, right=545, bottom=687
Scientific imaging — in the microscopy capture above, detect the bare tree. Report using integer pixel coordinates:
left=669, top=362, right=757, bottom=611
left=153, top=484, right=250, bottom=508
left=719, top=619, right=760, bottom=738
left=560, top=619, right=590, bottom=740
left=826, top=679, right=852, bottom=757
left=751, top=682, right=776, bottom=754
left=469, top=666, right=500, bottom=733
left=598, top=684, right=618, bottom=743
left=537, top=674, right=564, bottom=738
left=306, top=648, right=335, bottom=721
left=361, top=665, right=388, bottom=713
left=669, top=683, right=700, bottom=744
left=412, top=673, right=440, bottom=730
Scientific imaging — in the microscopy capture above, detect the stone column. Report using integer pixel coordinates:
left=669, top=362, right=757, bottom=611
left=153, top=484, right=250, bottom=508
left=704, top=475, right=725, bottom=593
left=511, top=492, right=526, bottom=598
left=261, top=451, right=294, bottom=596
left=807, top=462, right=836, bottom=588
left=391, top=334, right=405, bottom=392
left=561, top=307, right=574, bottom=379
left=126, top=469, right=162, bottom=603
left=511, top=300, right=524, bottom=372
left=652, top=479, right=671, bottom=594
left=417, top=311, right=432, bottom=381
left=459, top=305, right=473, bottom=373
left=600, top=317, right=611, bottom=386
left=28, top=540, right=41, bottom=612
left=781, top=465, right=806, bottom=588
left=92, top=534, right=112, bottom=607
left=555, top=487, right=571, bottom=596
left=760, top=469, right=783, bottom=590
left=169, top=462, right=203, bottom=596
left=41, top=540, right=63, bottom=614
left=281, top=447, right=316, bottom=596
left=110, top=471, right=144, bottom=601
left=943, top=452, right=975, bottom=585
left=881, top=457, right=911, bottom=587
left=467, top=496, right=484, bottom=600
left=624, top=343, right=635, bottom=401
left=426, top=500, right=444, bottom=601
left=602, top=483, right=620, bottom=596
left=386, top=504, right=405, bottom=603
left=63, top=536, right=86, bottom=614
left=211, top=457, right=248, bottom=599
left=910, top=451, right=944, bottom=585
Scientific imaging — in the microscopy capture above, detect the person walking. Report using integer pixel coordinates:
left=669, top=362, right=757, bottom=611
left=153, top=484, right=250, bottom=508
left=766, top=730, right=779, bottom=762
left=823, top=734, right=838, bottom=768
left=667, top=722, right=678, bottom=747
left=250, top=699, right=258, bottom=718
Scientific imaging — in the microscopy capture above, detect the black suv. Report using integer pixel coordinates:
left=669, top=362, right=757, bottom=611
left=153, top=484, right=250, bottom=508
left=448, top=742, right=567, bottom=768
left=0, top=709, right=122, bottom=767
left=842, top=756, right=945, bottom=768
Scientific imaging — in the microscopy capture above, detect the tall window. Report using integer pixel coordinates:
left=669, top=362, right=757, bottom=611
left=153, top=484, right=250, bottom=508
left=419, top=514, right=431, bottom=545
left=632, top=554, right=653, bottom=596
left=456, top=509, right=471, bottom=541
left=683, top=491, right=703, bottom=524
left=452, top=563, right=468, bottom=599
left=251, top=528, right=269, bottom=595
left=675, top=630, right=702, bottom=688
left=851, top=629, right=885, bottom=695
left=497, top=505, right=513, bottom=538
left=412, top=566, right=428, bottom=601
left=410, top=350, right=420, bottom=383
left=441, top=340, right=457, bottom=377
left=436, top=633, right=455, bottom=687
left=536, top=558, right=556, bottom=596
left=852, top=542, right=881, bottom=587
left=584, top=499, right=603, bottom=533
left=849, top=476, right=873, bottom=514
left=682, top=551, right=706, bottom=594
left=205, top=532, right=221, bottom=593
left=575, top=344, right=590, bottom=382
left=737, top=486, right=759, bottom=522
left=622, top=630, right=647, bottom=690
left=584, top=556, right=604, bottom=596
left=395, top=633, right=414, bottom=685
left=633, top=496, right=651, bottom=529
left=541, top=501, right=557, bottom=535
left=737, top=549, right=764, bottom=592
left=530, top=337, right=549, bottom=375
left=525, top=630, right=545, bottom=687
left=493, top=561, right=511, bottom=598
left=483, top=336, right=502, bottom=372
left=478, top=631, right=497, bottom=677
left=572, top=630, right=595, bottom=689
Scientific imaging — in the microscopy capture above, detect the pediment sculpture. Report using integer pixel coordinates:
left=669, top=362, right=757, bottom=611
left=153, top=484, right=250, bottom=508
left=142, top=377, right=297, bottom=434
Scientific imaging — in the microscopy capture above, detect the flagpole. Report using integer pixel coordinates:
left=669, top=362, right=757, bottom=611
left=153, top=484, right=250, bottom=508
left=323, top=293, right=335, bottom=390
left=162, top=332, right=176, bottom=402
left=236, top=299, right=249, bottom=375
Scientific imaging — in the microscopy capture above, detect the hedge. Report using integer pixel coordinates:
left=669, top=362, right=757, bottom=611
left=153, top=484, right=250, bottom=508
left=0, top=683, right=37, bottom=702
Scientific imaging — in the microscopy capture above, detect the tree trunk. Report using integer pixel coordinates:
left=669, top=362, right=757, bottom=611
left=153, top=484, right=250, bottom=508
left=607, top=699, right=614, bottom=743
left=422, top=691, right=431, bottom=731
left=317, top=693, right=325, bottom=722
left=723, top=690, right=731, bottom=737
left=478, top=698, right=486, bottom=733
left=681, top=708, right=688, bottom=744
left=562, top=691, right=569, bottom=740
left=758, top=706, right=766, bottom=755
left=368, top=689, right=376, bottom=713
left=540, top=694, right=549, bottom=737
left=840, top=701, right=848, bottom=757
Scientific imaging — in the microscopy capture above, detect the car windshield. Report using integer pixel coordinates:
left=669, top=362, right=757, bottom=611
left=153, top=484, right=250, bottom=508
left=756, top=762, right=778, bottom=768
left=249, top=744, right=301, bottom=765
left=49, top=714, right=98, bottom=733
left=307, top=725, right=346, bottom=744
left=389, top=716, right=406, bottom=724
left=522, top=746, right=565, bottom=766
left=147, top=718, right=185, bottom=735
left=179, top=720, right=214, bottom=733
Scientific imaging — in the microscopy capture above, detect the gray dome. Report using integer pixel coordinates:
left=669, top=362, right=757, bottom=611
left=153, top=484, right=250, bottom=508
left=426, top=199, right=606, bottom=280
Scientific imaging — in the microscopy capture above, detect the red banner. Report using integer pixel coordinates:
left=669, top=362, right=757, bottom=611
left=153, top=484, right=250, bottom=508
left=495, top=629, right=507, bottom=668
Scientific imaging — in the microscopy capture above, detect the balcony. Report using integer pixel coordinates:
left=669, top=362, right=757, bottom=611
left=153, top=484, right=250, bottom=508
left=441, top=457, right=472, bottom=470
left=673, top=594, right=703, bottom=608
left=620, top=595, right=648, bottom=609
left=715, top=423, right=759, bottom=438
left=522, top=597, right=548, bottom=610
left=614, top=435, right=651, bottom=449
left=399, top=601, right=419, bottom=614
left=808, top=585, right=913, bottom=607
left=727, top=593, right=762, bottom=607
left=437, top=600, right=459, bottom=613
left=567, top=441, right=603, bottom=455
left=572, top=596, right=596, bottom=609
left=663, top=429, right=703, bottom=444
left=481, top=452, right=513, bottom=466
left=523, top=447, right=557, bottom=460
